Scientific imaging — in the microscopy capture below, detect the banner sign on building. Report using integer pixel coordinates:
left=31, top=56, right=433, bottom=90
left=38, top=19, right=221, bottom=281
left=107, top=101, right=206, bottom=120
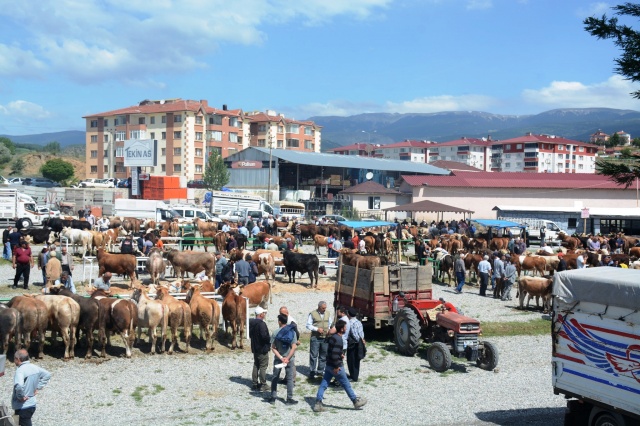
left=131, top=167, right=140, bottom=196
left=231, top=161, right=263, bottom=169
left=123, top=139, right=158, bottom=167
left=581, top=208, right=590, bottom=219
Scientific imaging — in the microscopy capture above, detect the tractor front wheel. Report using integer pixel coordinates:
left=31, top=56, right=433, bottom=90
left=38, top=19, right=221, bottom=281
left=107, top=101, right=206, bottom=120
left=476, top=341, right=499, bottom=371
left=427, top=342, right=452, bottom=372
left=393, top=307, right=421, bottom=356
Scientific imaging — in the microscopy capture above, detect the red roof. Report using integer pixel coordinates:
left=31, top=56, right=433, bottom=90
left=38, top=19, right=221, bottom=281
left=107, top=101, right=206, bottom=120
left=84, top=99, right=243, bottom=118
left=245, top=112, right=320, bottom=127
left=492, top=134, right=595, bottom=148
left=327, top=143, right=371, bottom=152
left=379, top=140, right=436, bottom=149
left=401, top=171, right=631, bottom=190
left=339, top=180, right=398, bottom=194
left=429, top=160, right=483, bottom=172
left=433, top=137, right=490, bottom=147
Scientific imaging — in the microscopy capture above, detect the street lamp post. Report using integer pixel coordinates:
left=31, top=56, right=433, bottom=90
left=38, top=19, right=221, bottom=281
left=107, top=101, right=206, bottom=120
left=267, top=131, right=274, bottom=204
left=362, top=130, right=376, bottom=156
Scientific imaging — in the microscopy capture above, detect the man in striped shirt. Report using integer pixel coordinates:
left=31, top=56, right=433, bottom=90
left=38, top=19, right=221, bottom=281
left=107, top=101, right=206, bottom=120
left=346, top=308, right=365, bottom=382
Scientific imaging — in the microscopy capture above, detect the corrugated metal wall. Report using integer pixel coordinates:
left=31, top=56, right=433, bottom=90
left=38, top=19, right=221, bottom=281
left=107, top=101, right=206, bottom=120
left=226, top=149, right=279, bottom=189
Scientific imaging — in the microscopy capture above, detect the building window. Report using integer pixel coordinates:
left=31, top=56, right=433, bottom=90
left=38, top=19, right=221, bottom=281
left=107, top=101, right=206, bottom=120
left=150, top=132, right=155, bottom=139
left=115, top=131, right=125, bottom=141
left=558, top=145, right=564, bottom=150
left=209, top=147, right=222, bottom=156
left=116, top=147, right=124, bottom=157
left=161, top=132, right=166, bottom=140
left=305, top=141, right=312, bottom=150
left=227, top=148, right=237, bottom=156
left=195, top=148, right=203, bottom=157
left=579, top=155, right=584, bottom=161
left=138, top=117, right=145, bottom=125
left=104, top=119, right=108, bottom=127
left=368, top=196, right=381, bottom=210
left=286, top=139, right=299, bottom=148
left=150, top=116, right=155, bottom=124
left=277, top=140, right=283, bottom=148
left=578, top=164, right=584, bottom=170
left=524, top=161, right=537, bottom=167
left=516, top=144, right=522, bottom=149
left=103, top=150, right=108, bottom=157
left=305, top=127, right=313, bottom=136
left=229, top=132, right=238, bottom=143
left=104, top=135, right=109, bottom=143
left=173, top=147, right=181, bottom=155
left=505, top=144, right=511, bottom=150
left=258, top=124, right=267, bottom=132
left=258, top=139, right=266, bottom=147
left=129, top=130, right=147, bottom=139
left=91, top=166, right=97, bottom=173
left=209, top=115, right=222, bottom=125
left=286, top=124, right=299, bottom=133
left=104, top=165, right=108, bottom=173
left=90, top=135, right=98, bottom=143
left=524, top=152, right=537, bottom=158
left=278, top=125, right=284, bottom=134
left=161, top=148, right=166, bottom=156
left=173, top=164, right=182, bottom=172
left=579, top=146, right=584, bottom=152
left=568, top=218, right=577, bottom=228
left=90, top=150, right=98, bottom=158
left=229, top=117, right=239, bottom=127
left=90, top=120, right=98, bottom=128
left=161, top=164, right=166, bottom=172
left=174, top=115, right=182, bottom=123
left=195, top=116, right=203, bottom=124
left=195, top=164, right=203, bottom=173
left=505, top=154, right=511, bottom=159
left=557, top=163, right=563, bottom=169
left=195, top=132, right=203, bottom=140
left=162, top=116, right=167, bottom=124
left=208, top=131, right=222, bottom=141
left=558, top=154, right=564, bottom=159
left=504, top=162, right=510, bottom=168
left=173, top=131, right=181, bottom=139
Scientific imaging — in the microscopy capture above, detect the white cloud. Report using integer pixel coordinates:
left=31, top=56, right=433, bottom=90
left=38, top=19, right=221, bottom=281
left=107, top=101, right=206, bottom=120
left=578, top=2, right=611, bottom=18
left=385, top=94, right=496, bottom=113
left=0, top=0, right=392, bottom=85
left=0, top=100, right=53, bottom=120
left=466, top=0, right=493, bottom=10
left=521, top=75, right=640, bottom=110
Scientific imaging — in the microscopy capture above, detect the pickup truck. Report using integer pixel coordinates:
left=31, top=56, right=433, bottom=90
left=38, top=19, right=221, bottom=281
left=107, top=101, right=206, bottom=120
left=552, top=268, right=640, bottom=426
left=79, top=178, right=116, bottom=188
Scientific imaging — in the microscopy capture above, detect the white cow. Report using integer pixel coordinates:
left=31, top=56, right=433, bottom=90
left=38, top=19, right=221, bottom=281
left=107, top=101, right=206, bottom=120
left=60, top=227, right=93, bottom=255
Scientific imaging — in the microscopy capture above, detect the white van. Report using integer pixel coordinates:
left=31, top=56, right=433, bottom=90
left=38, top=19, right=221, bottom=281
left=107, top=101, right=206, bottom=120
left=499, top=217, right=564, bottom=244
left=171, top=205, right=221, bottom=223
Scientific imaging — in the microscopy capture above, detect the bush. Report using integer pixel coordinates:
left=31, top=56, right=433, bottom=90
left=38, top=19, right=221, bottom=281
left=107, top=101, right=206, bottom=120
left=40, top=158, right=74, bottom=182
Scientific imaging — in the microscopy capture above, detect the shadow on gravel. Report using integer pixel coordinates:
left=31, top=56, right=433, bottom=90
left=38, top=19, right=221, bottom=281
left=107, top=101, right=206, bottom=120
left=475, top=407, right=565, bottom=425
left=296, top=364, right=312, bottom=377
left=229, top=375, right=253, bottom=388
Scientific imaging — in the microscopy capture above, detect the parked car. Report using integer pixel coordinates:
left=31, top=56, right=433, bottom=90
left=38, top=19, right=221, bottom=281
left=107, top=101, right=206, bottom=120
left=22, top=178, right=61, bottom=188
left=318, top=214, right=347, bottom=223
left=217, top=210, right=245, bottom=223
left=187, top=179, right=207, bottom=188
left=36, top=206, right=61, bottom=218
left=117, top=178, right=130, bottom=188
left=8, top=177, right=25, bottom=184
left=79, top=178, right=116, bottom=188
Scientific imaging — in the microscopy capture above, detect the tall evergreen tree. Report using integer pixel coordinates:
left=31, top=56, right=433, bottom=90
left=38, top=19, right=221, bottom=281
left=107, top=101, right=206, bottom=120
left=203, top=151, right=230, bottom=191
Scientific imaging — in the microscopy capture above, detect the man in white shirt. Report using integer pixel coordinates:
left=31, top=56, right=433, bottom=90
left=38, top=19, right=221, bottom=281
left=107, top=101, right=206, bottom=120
left=306, top=301, right=333, bottom=379
left=576, top=253, right=586, bottom=269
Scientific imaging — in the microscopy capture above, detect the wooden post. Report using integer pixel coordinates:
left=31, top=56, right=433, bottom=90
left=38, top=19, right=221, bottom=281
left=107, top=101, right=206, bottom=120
left=336, top=252, right=344, bottom=297
left=350, top=259, right=360, bottom=307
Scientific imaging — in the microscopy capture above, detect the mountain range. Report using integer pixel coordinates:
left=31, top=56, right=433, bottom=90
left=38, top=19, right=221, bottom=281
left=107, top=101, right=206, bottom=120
left=309, top=108, right=640, bottom=150
left=4, top=108, right=640, bottom=151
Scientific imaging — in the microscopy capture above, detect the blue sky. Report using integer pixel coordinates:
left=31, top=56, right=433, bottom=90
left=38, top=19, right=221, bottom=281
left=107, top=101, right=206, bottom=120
left=1, top=0, right=639, bottom=135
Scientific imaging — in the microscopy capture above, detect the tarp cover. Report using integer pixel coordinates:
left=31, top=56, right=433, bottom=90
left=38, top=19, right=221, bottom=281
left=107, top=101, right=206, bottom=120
left=472, top=219, right=526, bottom=229
left=337, top=221, right=394, bottom=228
left=552, top=268, right=640, bottom=311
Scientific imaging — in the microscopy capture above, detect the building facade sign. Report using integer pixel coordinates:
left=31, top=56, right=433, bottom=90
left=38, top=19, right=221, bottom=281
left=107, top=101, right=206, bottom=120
left=123, top=139, right=158, bottom=167
left=231, top=161, right=263, bottom=169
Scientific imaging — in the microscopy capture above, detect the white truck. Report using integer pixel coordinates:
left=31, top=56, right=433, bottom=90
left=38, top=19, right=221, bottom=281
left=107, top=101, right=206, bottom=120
left=207, top=190, right=273, bottom=217
left=497, top=217, right=564, bottom=244
left=0, top=188, right=44, bottom=229
left=114, top=199, right=181, bottom=222
left=552, top=268, right=640, bottom=426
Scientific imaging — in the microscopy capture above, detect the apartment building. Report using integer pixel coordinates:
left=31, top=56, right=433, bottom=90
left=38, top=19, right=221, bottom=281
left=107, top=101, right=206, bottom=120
left=374, top=140, right=436, bottom=162
left=489, top=133, right=598, bottom=173
left=246, top=110, right=321, bottom=153
left=83, top=100, right=321, bottom=180
left=328, top=143, right=376, bottom=157
left=428, top=137, right=491, bottom=170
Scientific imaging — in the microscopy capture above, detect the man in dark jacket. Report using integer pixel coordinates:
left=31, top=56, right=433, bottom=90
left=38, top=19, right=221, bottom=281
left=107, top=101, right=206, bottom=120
left=249, top=306, right=270, bottom=392
left=313, top=320, right=367, bottom=412
left=120, top=235, right=134, bottom=254
left=557, top=252, right=567, bottom=272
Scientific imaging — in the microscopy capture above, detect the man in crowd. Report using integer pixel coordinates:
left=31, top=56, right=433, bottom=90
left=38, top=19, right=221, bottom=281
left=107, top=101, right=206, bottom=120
left=267, top=313, right=298, bottom=405
left=501, top=257, right=517, bottom=301
left=587, top=235, right=600, bottom=251
left=346, top=308, right=365, bottom=382
left=249, top=306, right=270, bottom=392
left=477, top=255, right=492, bottom=297
left=93, top=272, right=113, bottom=291
left=37, top=247, right=49, bottom=286
left=2, top=225, right=12, bottom=260
left=234, top=254, right=251, bottom=286
left=97, top=216, right=110, bottom=232
left=53, top=271, right=76, bottom=294
left=557, top=252, right=567, bottom=272
left=9, top=227, right=22, bottom=253
left=214, top=253, right=228, bottom=289
left=120, top=234, right=134, bottom=254
left=454, top=253, right=466, bottom=294
left=45, top=249, right=62, bottom=288
left=12, top=348, right=51, bottom=426
left=13, top=240, right=34, bottom=290
left=265, top=239, right=279, bottom=252
left=539, top=242, right=554, bottom=254
left=313, top=320, right=367, bottom=412
left=492, top=252, right=505, bottom=297
left=576, top=252, right=586, bottom=269
left=307, top=301, right=333, bottom=379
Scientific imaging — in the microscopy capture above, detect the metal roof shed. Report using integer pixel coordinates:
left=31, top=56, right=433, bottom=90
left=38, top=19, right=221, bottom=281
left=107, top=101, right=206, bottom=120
left=383, top=199, right=474, bottom=222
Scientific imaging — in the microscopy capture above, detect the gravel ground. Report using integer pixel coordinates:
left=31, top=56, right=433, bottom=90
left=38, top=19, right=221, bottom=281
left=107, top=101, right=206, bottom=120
left=0, top=242, right=565, bottom=425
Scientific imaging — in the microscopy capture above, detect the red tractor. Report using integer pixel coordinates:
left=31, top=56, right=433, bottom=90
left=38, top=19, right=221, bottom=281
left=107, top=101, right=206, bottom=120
left=392, top=292, right=499, bottom=372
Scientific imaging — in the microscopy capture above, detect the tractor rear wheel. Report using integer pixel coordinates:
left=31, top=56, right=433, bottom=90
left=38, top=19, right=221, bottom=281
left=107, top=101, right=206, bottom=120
left=476, top=341, right=499, bottom=371
left=393, top=307, right=421, bottom=356
left=427, top=342, right=452, bottom=372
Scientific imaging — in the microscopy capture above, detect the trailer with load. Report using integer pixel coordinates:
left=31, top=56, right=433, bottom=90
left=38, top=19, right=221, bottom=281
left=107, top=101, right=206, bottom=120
left=334, top=261, right=498, bottom=372
left=205, top=190, right=273, bottom=218
left=496, top=216, right=565, bottom=244
left=0, top=188, right=44, bottom=229
left=114, top=199, right=181, bottom=222
left=552, top=268, right=640, bottom=426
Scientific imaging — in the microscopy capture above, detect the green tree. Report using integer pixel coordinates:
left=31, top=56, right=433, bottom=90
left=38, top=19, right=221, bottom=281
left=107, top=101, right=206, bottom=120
left=40, top=158, right=74, bottom=182
left=633, top=137, right=640, bottom=147
left=0, top=136, right=16, bottom=155
left=585, top=3, right=640, bottom=99
left=43, top=141, right=61, bottom=154
left=0, top=144, right=10, bottom=165
left=620, top=146, right=634, bottom=157
left=203, top=151, right=229, bottom=191
left=12, top=157, right=25, bottom=174
left=608, top=132, right=621, bottom=147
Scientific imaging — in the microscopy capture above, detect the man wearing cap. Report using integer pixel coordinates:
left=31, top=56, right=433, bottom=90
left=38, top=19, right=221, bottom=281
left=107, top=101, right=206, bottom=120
left=267, top=313, right=298, bottom=405
left=477, top=255, right=492, bottom=297
left=249, top=306, right=270, bottom=392
left=120, top=234, right=134, bottom=254
left=12, top=240, right=34, bottom=290
left=53, top=271, right=76, bottom=294
left=501, top=258, right=517, bottom=301
left=45, top=250, right=62, bottom=289
left=556, top=252, right=567, bottom=272
left=346, top=307, right=365, bottom=382
left=306, top=301, right=333, bottom=379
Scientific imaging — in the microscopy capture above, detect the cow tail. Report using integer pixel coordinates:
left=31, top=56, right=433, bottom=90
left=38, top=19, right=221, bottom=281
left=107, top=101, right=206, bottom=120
left=268, top=281, right=272, bottom=305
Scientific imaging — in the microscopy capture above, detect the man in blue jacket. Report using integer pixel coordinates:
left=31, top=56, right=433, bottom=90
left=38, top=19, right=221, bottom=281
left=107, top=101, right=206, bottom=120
left=12, top=348, right=51, bottom=426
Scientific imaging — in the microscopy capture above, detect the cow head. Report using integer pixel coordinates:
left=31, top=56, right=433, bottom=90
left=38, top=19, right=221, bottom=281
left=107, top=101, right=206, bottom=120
left=47, top=232, right=57, bottom=245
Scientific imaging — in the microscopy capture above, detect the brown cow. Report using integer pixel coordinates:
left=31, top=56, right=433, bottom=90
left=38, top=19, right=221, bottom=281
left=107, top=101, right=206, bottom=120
left=181, top=280, right=215, bottom=293
left=122, top=217, right=141, bottom=234
left=167, top=250, right=216, bottom=282
left=511, top=253, right=546, bottom=277
left=92, top=289, right=138, bottom=358
left=184, top=285, right=219, bottom=351
left=490, top=237, right=510, bottom=251
left=256, top=252, right=276, bottom=283
left=340, top=249, right=382, bottom=270
left=90, top=230, right=105, bottom=254
left=97, top=248, right=137, bottom=288
left=364, top=236, right=376, bottom=254
left=103, top=226, right=127, bottom=251
left=34, top=294, right=81, bottom=359
left=629, top=246, right=640, bottom=258
left=313, top=234, right=329, bottom=255
left=146, top=248, right=165, bottom=285
left=49, top=286, right=100, bottom=359
left=7, top=296, right=48, bottom=358
left=154, top=286, right=192, bottom=354
left=239, top=280, right=272, bottom=307
left=0, top=304, right=20, bottom=355
left=218, top=282, right=246, bottom=350
left=170, top=219, right=179, bottom=237
left=193, top=217, right=218, bottom=236
left=557, top=231, right=581, bottom=250
left=517, top=276, right=553, bottom=312
left=131, top=288, right=168, bottom=354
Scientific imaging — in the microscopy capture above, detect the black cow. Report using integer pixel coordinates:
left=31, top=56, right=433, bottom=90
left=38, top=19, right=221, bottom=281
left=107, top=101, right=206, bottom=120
left=236, top=234, right=247, bottom=250
left=182, top=232, right=196, bottom=250
left=71, top=219, right=92, bottom=231
left=282, top=250, right=319, bottom=288
left=20, top=227, right=53, bottom=244
left=43, top=218, right=72, bottom=233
